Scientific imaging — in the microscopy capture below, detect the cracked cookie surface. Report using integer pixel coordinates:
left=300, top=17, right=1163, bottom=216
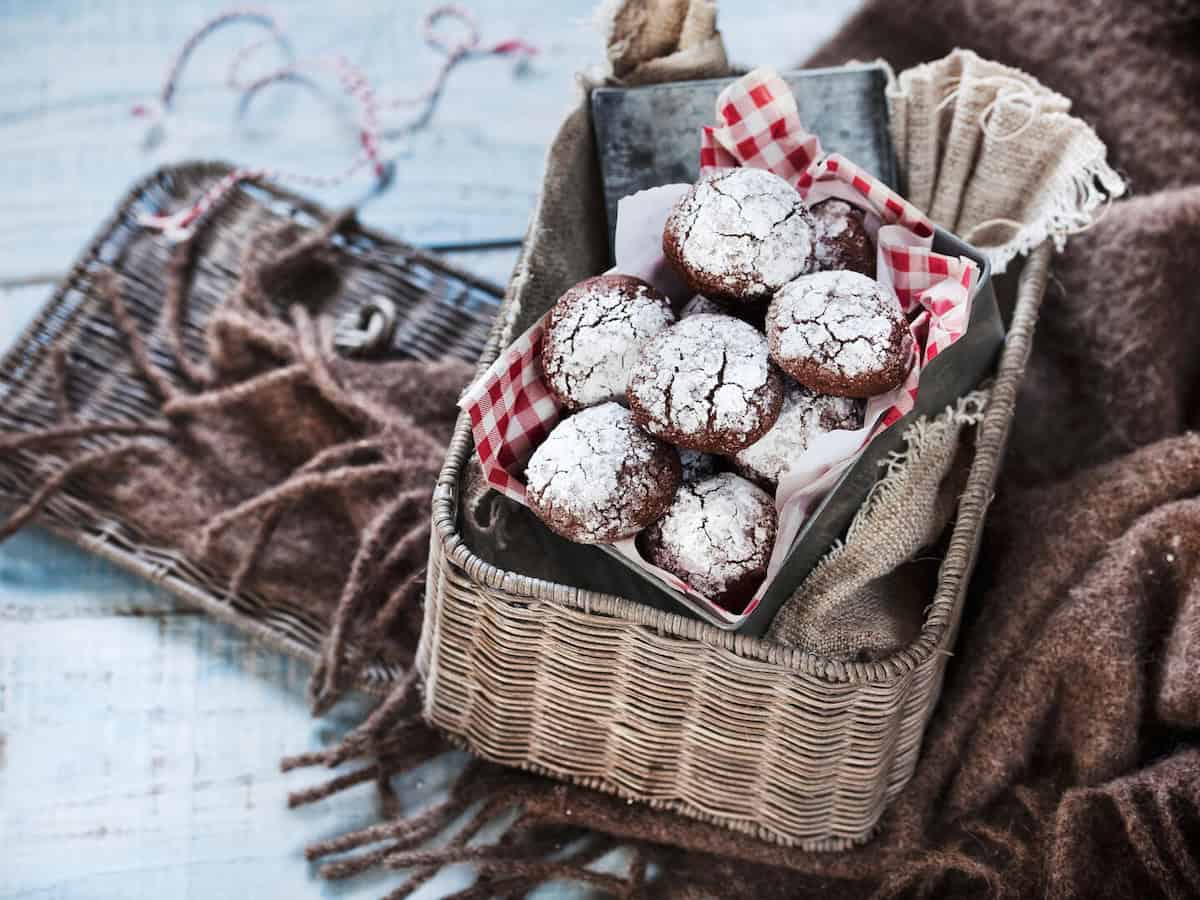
left=766, top=270, right=912, bottom=398
left=626, top=313, right=784, bottom=454
left=525, top=402, right=680, bottom=544
left=638, top=472, right=777, bottom=611
left=733, top=381, right=865, bottom=489
left=663, top=167, right=816, bottom=303
left=810, top=198, right=876, bottom=277
left=541, top=274, right=675, bottom=410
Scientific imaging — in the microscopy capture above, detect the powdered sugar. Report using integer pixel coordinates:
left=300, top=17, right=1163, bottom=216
left=627, top=314, right=781, bottom=453
left=525, top=402, right=677, bottom=543
left=734, top=382, right=865, bottom=487
left=642, top=472, right=776, bottom=604
left=666, top=167, right=815, bottom=300
left=542, top=276, right=675, bottom=409
left=767, top=270, right=905, bottom=379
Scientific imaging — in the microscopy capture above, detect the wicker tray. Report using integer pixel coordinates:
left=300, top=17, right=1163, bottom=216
left=0, top=161, right=503, bottom=694
left=418, top=76, right=1054, bottom=845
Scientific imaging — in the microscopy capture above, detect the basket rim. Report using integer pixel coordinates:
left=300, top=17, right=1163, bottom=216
left=430, top=240, right=1053, bottom=685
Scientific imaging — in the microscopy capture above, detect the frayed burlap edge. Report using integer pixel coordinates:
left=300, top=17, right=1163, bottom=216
left=881, top=48, right=1124, bottom=274
left=768, top=391, right=989, bottom=658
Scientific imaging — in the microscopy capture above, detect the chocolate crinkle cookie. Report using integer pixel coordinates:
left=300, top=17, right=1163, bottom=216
left=541, top=274, right=675, bottom=410
left=525, top=402, right=680, bottom=544
left=663, top=167, right=816, bottom=304
left=733, top=381, right=865, bottom=489
left=810, top=198, right=876, bottom=277
left=638, top=472, right=777, bottom=612
left=627, top=313, right=784, bottom=455
left=766, top=270, right=913, bottom=398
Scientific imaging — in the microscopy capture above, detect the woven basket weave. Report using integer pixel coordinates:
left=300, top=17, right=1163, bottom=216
left=0, top=161, right=503, bottom=694
left=417, top=86, right=1054, bottom=844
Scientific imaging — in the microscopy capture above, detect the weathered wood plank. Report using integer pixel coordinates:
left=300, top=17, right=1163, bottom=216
left=0, top=283, right=53, bottom=344
left=0, top=528, right=474, bottom=899
left=0, top=0, right=598, bottom=281
left=0, top=0, right=859, bottom=283
left=437, top=246, right=521, bottom=292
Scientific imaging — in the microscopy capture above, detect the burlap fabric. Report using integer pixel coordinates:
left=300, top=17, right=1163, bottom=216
left=888, top=48, right=1125, bottom=273
left=754, top=46, right=1122, bottom=659
left=601, top=0, right=728, bottom=86
left=768, top=392, right=986, bottom=659
left=464, top=0, right=733, bottom=592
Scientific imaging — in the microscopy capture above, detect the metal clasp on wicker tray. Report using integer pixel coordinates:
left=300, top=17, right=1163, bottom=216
left=334, top=296, right=398, bottom=356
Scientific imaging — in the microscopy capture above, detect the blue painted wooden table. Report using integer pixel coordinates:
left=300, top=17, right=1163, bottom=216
left=0, top=2, right=857, bottom=896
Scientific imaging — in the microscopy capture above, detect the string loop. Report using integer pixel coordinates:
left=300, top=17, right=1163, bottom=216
left=132, top=4, right=537, bottom=241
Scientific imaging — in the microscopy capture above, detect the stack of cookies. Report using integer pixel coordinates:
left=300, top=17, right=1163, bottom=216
left=526, top=167, right=912, bottom=612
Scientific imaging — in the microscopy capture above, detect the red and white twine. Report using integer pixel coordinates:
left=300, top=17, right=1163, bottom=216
left=134, top=5, right=537, bottom=241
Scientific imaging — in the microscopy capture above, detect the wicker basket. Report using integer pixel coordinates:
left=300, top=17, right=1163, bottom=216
left=417, top=88, right=1054, bottom=845
left=0, top=161, right=503, bottom=694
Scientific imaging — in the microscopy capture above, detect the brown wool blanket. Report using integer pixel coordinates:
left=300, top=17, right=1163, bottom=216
left=4, top=0, right=1200, bottom=896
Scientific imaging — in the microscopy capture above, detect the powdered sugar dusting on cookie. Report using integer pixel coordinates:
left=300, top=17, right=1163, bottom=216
left=525, top=402, right=679, bottom=544
left=665, top=168, right=816, bottom=301
left=734, top=382, right=865, bottom=487
left=640, top=472, right=776, bottom=608
left=541, top=275, right=675, bottom=409
left=627, top=314, right=783, bottom=454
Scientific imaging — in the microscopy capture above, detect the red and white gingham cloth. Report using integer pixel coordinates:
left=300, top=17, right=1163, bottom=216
left=462, top=328, right=559, bottom=503
left=700, top=68, right=977, bottom=428
left=460, top=68, right=982, bottom=615
left=699, top=68, right=820, bottom=182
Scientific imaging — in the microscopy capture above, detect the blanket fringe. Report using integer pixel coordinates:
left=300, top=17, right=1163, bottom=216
left=0, top=208, right=444, bottom=721
left=283, top=727, right=651, bottom=898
